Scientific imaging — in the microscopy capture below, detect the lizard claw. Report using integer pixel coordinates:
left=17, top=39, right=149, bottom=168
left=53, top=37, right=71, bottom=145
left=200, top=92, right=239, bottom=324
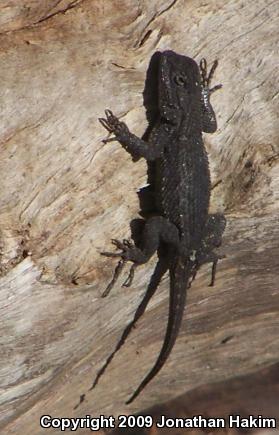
left=122, top=263, right=137, bottom=287
left=111, top=238, right=133, bottom=250
left=102, top=239, right=139, bottom=262
left=99, top=117, right=113, bottom=132
left=99, top=109, right=129, bottom=138
left=209, top=84, right=222, bottom=94
left=104, top=109, right=114, bottom=119
left=102, top=259, right=126, bottom=297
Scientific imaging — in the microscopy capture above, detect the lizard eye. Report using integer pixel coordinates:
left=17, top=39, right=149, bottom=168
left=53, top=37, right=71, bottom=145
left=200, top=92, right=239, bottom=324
left=174, top=75, right=187, bottom=86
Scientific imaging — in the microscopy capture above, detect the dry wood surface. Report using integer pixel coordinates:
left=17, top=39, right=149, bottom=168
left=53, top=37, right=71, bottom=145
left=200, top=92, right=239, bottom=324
left=0, top=0, right=278, bottom=433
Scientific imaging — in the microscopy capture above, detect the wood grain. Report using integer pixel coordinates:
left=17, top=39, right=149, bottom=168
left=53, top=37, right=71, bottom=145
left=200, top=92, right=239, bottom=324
left=0, top=0, right=278, bottom=433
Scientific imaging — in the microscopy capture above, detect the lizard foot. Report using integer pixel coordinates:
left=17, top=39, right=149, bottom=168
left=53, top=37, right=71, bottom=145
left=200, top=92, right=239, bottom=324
left=101, top=239, right=142, bottom=297
left=99, top=110, right=129, bottom=142
left=102, top=238, right=143, bottom=263
left=200, top=58, right=222, bottom=94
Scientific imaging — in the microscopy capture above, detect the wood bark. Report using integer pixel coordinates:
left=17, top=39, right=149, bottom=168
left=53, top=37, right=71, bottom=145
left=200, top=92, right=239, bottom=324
left=0, top=0, right=278, bottom=433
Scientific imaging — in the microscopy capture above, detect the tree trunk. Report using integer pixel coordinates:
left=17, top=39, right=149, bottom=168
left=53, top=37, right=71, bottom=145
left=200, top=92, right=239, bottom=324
left=0, top=0, right=278, bottom=433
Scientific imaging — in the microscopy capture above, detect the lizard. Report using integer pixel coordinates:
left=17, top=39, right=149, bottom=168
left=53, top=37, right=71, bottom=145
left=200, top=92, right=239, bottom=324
left=94, top=51, right=226, bottom=405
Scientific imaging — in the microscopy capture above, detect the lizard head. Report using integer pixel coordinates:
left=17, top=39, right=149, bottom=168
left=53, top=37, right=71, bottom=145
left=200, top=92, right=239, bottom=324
left=159, top=50, right=201, bottom=125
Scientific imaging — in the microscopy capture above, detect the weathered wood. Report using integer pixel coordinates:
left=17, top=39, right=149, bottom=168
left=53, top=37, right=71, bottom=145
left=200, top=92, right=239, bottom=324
left=0, top=0, right=278, bottom=433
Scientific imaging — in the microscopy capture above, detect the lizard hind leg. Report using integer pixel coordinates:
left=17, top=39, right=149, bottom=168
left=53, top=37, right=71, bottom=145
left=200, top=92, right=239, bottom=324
left=101, top=238, right=150, bottom=297
left=101, top=216, right=180, bottom=296
left=101, top=239, right=137, bottom=297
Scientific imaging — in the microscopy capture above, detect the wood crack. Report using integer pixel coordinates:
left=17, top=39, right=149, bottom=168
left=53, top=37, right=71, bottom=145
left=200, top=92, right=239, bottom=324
left=37, top=0, right=83, bottom=24
left=0, top=0, right=84, bottom=35
left=134, top=0, right=178, bottom=48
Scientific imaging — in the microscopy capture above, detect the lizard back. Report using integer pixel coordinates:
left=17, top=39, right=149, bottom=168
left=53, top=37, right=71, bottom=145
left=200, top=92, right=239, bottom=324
left=151, top=51, right=210, bottom=251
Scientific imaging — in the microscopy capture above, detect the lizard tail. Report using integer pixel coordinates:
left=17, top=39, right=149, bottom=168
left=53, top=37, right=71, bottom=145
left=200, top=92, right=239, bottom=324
left=126, top=258, right=192, bottom=404
left=89, top=254, right=169, bottom=392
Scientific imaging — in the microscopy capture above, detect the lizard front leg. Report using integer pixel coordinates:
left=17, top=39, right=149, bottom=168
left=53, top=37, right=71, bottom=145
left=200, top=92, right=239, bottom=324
left=99, top=110, right=164, bottom=160
left=200, top=58, right=222, bottom=133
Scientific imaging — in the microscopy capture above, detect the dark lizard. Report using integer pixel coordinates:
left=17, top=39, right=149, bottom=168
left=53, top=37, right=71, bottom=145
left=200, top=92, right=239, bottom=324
left=94, top=51, right=226, bottom=405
